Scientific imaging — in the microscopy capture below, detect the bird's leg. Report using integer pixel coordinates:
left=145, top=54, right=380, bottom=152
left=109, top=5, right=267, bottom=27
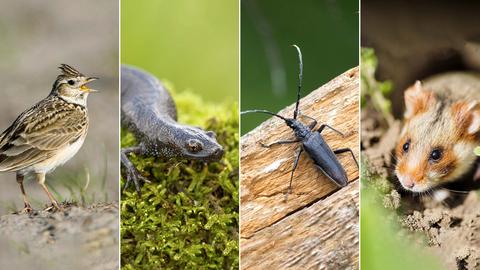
left=36, top=172, right=61, bottom=210
left=121, top=144, right=151, bottom=196
left=16, top=173, right=32, bottom=213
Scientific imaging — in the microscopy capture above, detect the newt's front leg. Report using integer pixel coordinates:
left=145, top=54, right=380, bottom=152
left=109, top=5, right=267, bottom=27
left=121, top=144, right=151, bottom=195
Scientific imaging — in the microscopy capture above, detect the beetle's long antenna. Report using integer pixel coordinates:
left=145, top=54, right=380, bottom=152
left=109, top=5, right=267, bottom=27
left=241, top=109, right=288, bottom=121
left=292, top=44, right=303, bottom=120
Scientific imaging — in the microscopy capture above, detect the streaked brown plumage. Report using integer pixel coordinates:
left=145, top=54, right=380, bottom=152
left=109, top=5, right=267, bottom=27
left=0, top=64, right=98, bottom=212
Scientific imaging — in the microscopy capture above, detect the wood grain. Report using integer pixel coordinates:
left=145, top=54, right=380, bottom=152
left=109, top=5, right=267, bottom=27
left=240, top=182, right=359, bottom=269
left=240, top=67, right=359, bottom=269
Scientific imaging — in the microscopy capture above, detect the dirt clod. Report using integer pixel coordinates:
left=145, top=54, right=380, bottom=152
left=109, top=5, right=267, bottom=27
left=383, top=189, right=401, bottom=209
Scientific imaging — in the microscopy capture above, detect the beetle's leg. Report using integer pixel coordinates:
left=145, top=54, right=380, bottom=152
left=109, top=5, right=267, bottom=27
left=318, top=124, right=345, bottom=137
left=285, top=147, right=304, bottom=201
left=260, top=139, right=300, bottom=148
left=121, top=144, right=151, bottom=196
left=333, top=148, right=358, bottom=168
left=299, top=113, right=317, bottom=130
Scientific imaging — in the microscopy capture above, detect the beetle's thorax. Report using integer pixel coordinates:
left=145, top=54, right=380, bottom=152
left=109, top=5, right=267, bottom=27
left=286, top=118, right=310, bottom=140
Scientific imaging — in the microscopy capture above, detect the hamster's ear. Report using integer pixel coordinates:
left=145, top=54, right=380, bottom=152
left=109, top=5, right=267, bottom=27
left=452, top=101, right=480, bottom=135
left=404, top=81, right=436, bottom=119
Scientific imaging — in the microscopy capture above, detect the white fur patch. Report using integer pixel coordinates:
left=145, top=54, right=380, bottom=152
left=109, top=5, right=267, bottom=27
left=414, top=80, right=423, bottom=91
left=404, top=81, right=424, bottom=118
left=427, top=171, right=440, bottom=180
left=406, top=150, right=422, bottom=171
left=433, top=189, right=450, bottom=202
left=468, top=110, right=480, bottom=134
left=452, top=141, right=476, bottom=180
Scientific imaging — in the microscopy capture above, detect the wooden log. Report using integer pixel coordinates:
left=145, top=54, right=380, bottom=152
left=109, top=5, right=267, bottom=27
left=240, top=182, right=359, bottom=269
left=240, top=67, right=359, bottom=269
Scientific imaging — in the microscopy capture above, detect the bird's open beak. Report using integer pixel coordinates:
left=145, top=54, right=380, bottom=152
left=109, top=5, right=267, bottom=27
left=80, top=77, right=99, bottom=93
left=86, top=76, right=99, bottom=83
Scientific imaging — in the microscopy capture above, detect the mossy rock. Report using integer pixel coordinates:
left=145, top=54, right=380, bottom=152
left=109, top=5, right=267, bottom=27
left=120, top=85, right=239, bottom=270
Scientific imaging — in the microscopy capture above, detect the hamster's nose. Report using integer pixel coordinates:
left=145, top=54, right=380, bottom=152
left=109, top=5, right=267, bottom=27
left=403, top=178, right=415, bottom=189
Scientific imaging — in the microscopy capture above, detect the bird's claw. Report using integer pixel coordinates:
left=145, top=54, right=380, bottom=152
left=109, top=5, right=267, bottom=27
left=18, top=203, right=33, bottom=214
left=44, top=201, right=62, bottom=212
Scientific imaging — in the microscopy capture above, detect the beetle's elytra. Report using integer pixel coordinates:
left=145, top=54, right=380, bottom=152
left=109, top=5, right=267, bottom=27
left=242, top=45, right=358, bottom=199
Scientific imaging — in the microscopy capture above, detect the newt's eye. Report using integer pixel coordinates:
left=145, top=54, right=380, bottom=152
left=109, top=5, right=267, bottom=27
left=429, top=148, right=442, bottom=161
left=402, top=140, right=410, bottom=153
left=206, top=131, right=216, bottom=138
left=186, top=139, right=203, bottom=153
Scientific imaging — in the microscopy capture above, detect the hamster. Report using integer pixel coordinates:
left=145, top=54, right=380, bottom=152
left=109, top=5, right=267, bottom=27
left=395, top=72, right=480, bottom=192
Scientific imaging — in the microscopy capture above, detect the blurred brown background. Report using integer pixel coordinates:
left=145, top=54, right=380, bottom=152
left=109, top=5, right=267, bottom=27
left=362, top=0, right=480, bottom=116
left=0, top=0, right=118, bottom=214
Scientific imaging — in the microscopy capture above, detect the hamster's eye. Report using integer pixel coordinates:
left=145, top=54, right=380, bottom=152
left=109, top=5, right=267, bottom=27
left=402, top=140, right=410, bottom=153
left=429, top=149, right=442, bottom=161
left=186, top=139, right=203, bottom=153
left=67, top=79, right=75, bottom=85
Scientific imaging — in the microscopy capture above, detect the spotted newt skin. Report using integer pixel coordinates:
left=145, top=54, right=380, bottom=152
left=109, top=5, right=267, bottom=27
left=121, top=65, right=223, bottom=193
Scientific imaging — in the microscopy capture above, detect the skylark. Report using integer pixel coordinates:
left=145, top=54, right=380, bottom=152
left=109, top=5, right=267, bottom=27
left=0, top=64, right=98, bottom=212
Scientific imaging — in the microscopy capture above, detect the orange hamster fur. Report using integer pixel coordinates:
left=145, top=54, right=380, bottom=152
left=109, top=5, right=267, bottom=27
left=395, top=72, right=480, bottom=192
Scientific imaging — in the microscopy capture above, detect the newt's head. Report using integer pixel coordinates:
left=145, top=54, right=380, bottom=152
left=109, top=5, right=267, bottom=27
left=175, top=125, right=224, bottom=162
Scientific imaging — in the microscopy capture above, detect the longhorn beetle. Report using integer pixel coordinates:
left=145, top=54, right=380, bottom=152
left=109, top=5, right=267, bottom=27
left=242, top=45, right=358, bottom=199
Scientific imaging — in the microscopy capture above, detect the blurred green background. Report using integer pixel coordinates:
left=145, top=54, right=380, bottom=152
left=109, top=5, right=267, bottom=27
left=361, top=181, right=443, bottom=270
left=241, top=0, right=358, bottom=134
left=121, top=0, right=238, bottom=102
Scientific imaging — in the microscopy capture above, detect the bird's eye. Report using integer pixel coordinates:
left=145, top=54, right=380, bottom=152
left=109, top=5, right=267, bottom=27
left=67, top=80, right=75, bottom=85
left=429, top=148, right=442, bottom=161
left=402, top=140, right=410, bottom=153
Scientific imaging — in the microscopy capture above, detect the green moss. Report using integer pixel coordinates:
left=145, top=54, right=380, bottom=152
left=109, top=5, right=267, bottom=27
left=360, top=155, right=395, bottom=196
left=361, top=47, right=394, bottom=126
left=120, top=85, right=239, bottom=270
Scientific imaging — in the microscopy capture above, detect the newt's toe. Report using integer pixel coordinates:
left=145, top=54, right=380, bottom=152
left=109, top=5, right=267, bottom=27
left=123, top=166, right=150, bottom=196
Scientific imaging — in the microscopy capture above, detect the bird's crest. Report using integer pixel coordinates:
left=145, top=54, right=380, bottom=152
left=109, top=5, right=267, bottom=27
left=58, top=64, right=84, bottom=77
